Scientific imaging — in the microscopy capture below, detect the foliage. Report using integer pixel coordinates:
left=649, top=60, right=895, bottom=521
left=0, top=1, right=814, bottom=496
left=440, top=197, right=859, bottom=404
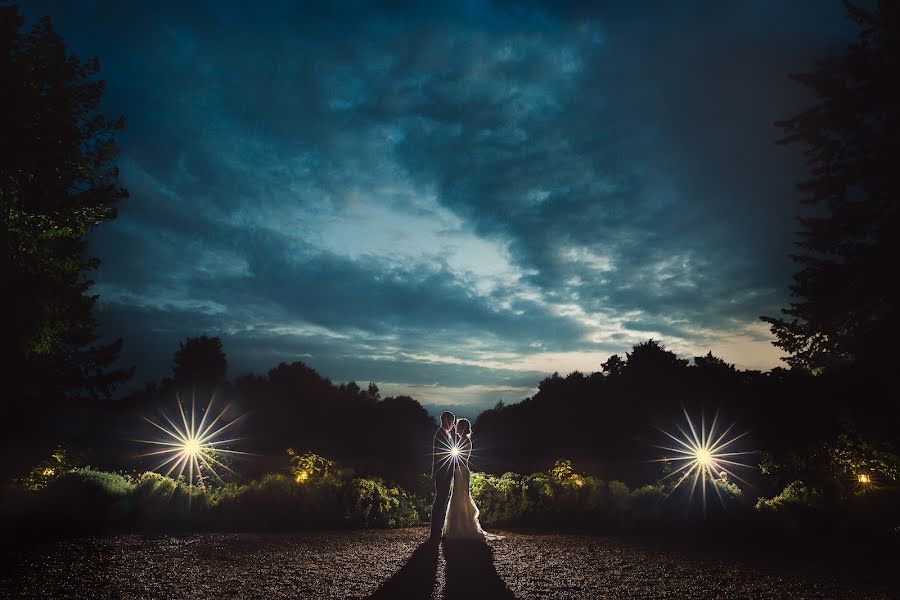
left=757, top=429, right=900, bottom=500
left=17, top=446, right=76, bottom=490
left=63, top=467, right=136, bottom=496
left=760, top=0, right=900, bottom=373
left=469, top=460, right=745, bottom=529
left=172, top=336, right=228, bottom=391
left=0, top=6, right=131, bottom=397
left=132, top=471, right=204, bottom=525
left=342, top=477, right=419, bottom=527
left=825, top=432, right=900, bottom=488
left=2, top=451, right=422, bottom=534
left=5, top=450, right=898, bottom=536
left=112, top=354, right=436, bottom=487
left=288, top=449, right=335, bottom=483
left=474, top=340, right=839, bottom=480
left=0, top=4, right=133, bottom=481
left=755, top=480, right=823, bottom=512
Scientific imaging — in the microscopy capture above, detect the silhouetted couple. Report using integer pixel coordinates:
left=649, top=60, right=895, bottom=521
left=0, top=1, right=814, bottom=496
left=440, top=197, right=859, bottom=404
left=365, top=411, right=514, bottom=600
left=430, top=411, right=488, bottom=541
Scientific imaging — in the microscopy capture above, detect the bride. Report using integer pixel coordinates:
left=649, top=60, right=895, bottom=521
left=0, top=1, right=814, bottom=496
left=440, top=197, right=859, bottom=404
left=442, top=418, right=488, bottom=540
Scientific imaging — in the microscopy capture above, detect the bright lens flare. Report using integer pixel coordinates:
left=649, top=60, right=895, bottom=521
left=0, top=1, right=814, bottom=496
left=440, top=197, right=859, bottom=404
left=652, top=408, right=754, bottom=510
left=136, top=392, right=250, bottom=488
left=432, top=433, right=476, bottom=477
left=184, top=439, right=201, bottom=456
left=695, top=448, right=712, bottom=467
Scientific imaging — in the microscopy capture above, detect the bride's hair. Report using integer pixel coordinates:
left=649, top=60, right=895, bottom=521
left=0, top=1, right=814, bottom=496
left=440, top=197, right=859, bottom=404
left=457, top=418, right=472, bottom=438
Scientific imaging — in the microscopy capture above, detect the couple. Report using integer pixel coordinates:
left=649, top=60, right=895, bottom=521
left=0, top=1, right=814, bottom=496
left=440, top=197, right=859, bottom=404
left=429, top=411, right=488, bottom=541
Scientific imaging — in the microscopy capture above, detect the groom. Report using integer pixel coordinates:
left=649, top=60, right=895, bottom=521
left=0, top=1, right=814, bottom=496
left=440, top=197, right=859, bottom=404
left=429, top=410, right=457, bottom=541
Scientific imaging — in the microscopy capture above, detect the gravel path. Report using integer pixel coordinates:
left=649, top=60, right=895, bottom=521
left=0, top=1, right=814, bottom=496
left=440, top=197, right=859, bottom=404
left=0, top=528, right=895, bottom=599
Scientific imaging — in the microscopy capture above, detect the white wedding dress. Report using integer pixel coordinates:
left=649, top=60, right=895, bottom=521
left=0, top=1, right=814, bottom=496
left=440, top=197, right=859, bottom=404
left=442, top=436, right=487, bottom=540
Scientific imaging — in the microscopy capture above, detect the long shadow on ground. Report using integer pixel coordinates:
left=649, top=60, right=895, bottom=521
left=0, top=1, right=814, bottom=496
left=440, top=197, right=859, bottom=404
left=365, top=539, right=516, bottom=600
left=365, top=541, right=440, bottom=599
left=442, top=540, right=517, bottom=600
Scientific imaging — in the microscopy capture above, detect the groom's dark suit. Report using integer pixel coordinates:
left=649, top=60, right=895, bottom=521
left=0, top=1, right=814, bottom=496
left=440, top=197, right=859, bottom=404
left=430, top=426, right=457, bottom=540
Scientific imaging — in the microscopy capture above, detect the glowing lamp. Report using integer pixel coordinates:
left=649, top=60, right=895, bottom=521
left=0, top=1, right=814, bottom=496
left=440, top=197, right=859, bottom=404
left=451, top=446, right=461, bottom=458
left=858, top=474, right=871, bottom=484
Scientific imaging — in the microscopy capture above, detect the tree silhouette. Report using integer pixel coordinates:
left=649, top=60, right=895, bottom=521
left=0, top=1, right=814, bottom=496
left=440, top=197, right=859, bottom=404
left=1, top=6, right=131, bottom=473
left=623, top=339, right=689, bottom=377
left=601, top=354, right=625, bottom=377
left=172, top=336, right=227, bottom=391
left=761, top=0, right=900, bottom=373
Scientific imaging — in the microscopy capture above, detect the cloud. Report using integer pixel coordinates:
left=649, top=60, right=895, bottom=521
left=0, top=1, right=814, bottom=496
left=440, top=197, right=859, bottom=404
left=21, top=0, right=855, bottom=411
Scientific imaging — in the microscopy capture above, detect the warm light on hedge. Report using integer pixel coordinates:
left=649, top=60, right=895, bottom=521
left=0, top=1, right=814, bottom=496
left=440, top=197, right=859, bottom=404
left=858, top=474, right=871, bottom=484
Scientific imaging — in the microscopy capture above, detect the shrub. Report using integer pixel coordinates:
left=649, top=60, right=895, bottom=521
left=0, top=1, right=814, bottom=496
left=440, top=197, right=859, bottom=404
left=755, top=480, right=823, bottom=512
left=630, top=484, right=666, bottom=522
left=62, top=468, right=136, bottom=495
left=17, top=446, right=76, bottom=491
left=287, top=450, right=334, bottom=484
left=608, top=480, right=631, bottom=515
left=214, top=473, right=311, bottom=529
left=29, top=468, right=137, bottom=531
left=343, top=478, right=418, bottom=527
left=132, top=472, right=204, bottom=527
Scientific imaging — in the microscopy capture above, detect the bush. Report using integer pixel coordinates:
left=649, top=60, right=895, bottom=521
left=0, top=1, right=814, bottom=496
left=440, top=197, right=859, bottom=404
left=343, top=477, right=418, bottom=527
left=471, top=472, right=527, bottom=525
left=27, top=468, right=137, bottom=531
left=755, top=480, right=823, bottom=512
left=133, top=472, right=205, bottom=527
left=2, top=453, right=783, bottom=535
left=16, top=446, right=76, bottom=491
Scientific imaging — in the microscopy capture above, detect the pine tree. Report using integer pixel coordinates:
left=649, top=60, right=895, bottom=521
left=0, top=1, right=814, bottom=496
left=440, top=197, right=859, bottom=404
left=761, top=1, right=900, bottom=372
left=1, top=7, right=132, bottom=410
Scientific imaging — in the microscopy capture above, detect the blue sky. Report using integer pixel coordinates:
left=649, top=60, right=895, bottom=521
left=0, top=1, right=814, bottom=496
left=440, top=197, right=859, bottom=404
left=23, top=0, right=855, bottom=415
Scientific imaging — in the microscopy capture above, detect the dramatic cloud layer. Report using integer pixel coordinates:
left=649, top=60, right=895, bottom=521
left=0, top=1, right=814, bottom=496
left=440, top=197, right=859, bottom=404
left=23, top=0, right=855, bottom=414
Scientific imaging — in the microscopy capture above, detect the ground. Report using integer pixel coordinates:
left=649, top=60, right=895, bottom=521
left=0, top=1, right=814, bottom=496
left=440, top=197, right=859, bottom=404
left=0, top=527, right=896, bottom=599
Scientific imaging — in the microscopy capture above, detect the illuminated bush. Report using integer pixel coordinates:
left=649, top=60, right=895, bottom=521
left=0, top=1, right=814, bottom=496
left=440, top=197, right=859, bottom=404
left=471, top=464, right=639, bottom=527
left=132, top=472, right=206, bottom=525
left=135, top=470, right=170, bottom=492
left=210, top=460, right=420, bottom=530
left=287, top=450, right=335, bottom=484
left=17, top=446, right=74, bottom=491
left=471, top=472, right=527, bottom=525
left=342, top=477, right=418, bottom=527
left=63, top=468, right=137, bottom=496
left=22, top=468, right=137, bottom=531
left=755, top=480, right=823, bottom=512
left=759, top=430, right=900, bottom=501
left=825, top=433, right=900, bottom=494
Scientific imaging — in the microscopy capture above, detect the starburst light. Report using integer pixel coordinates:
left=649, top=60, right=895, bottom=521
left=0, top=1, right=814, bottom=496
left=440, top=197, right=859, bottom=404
left=137, top=392, right=249, bottom=487
left=652, top=408, right=755, bottom=510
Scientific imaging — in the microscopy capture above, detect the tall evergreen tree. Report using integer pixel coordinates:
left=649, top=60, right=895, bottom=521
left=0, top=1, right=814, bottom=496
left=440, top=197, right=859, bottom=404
left=1, top=6, right=132, bottom=443
left=762, top=1, right=899, bottom=372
